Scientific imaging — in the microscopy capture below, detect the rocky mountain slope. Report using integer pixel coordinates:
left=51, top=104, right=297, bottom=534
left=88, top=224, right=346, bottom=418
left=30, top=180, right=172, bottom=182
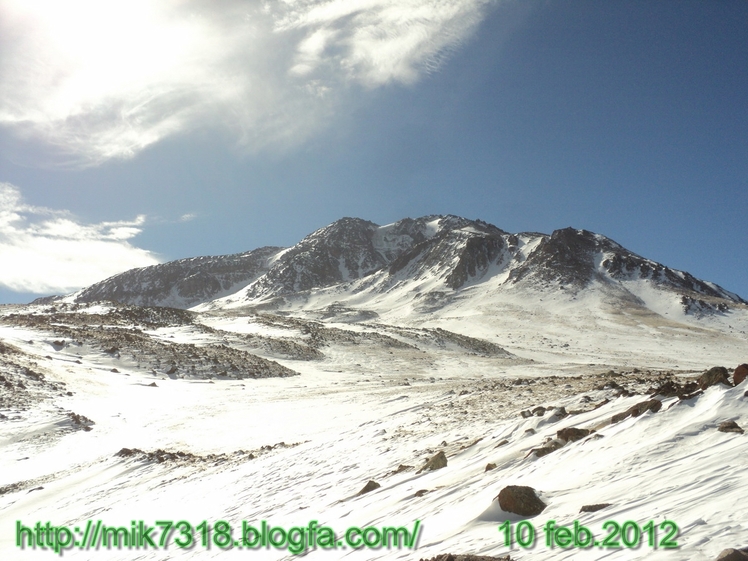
left=68, top=215, right=745, bottom=321
left=72, top=246, right=283, bottom=308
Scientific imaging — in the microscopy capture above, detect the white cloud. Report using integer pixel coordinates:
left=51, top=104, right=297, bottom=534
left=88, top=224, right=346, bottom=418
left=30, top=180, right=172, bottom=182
left=0, top=0, right=494, bottom=166
left=0, top=183, right=160, bottom=294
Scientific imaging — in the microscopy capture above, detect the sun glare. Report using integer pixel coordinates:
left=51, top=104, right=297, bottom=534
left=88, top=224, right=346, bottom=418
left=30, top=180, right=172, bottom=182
left=4, top=0, right=205, bottom=118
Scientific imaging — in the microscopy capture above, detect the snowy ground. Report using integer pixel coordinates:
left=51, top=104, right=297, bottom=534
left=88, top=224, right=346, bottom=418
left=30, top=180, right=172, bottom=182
left=1, top=297, right=747, bottom=561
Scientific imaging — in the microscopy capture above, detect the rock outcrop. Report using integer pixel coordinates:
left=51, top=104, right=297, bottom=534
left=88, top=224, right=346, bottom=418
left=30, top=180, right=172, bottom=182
left=699, top=367, right=731, bottom=390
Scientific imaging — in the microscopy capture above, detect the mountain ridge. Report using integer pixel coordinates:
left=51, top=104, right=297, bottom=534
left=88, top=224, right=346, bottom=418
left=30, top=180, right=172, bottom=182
left=65, top=215, right=745, bottom=318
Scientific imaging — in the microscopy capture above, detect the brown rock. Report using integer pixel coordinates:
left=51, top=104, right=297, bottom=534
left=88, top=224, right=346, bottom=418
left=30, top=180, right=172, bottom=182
left=529, top=440, right=564, bottom=458
left=593, top=398, right=609, bottom=410
left=417, top=451, right=448, bottom=474
left=485, top=463, right=497, bottom=472
left=357, top=480, right=381, bottom=495
left=715, top=548, right=748, bottom=561
left=551, top=406, right=568, bottom=419
left=391, top=464, right=413, bottom=475
left=497, top=485, right=547, bottom=516
left=611, top=399, right=662, bottom=423
left=414, top=489, right=429, bottom=497
left=557, top=427, right=591, bottom=442
left=718, top=420, right=745, bottom=434
left=734, top=364, right=748, bottom=386
left=580, top=503, right=612, bottom=513
left=698, top=366, right=731, bottom=390
left=651, top=379, right=700, bottom=398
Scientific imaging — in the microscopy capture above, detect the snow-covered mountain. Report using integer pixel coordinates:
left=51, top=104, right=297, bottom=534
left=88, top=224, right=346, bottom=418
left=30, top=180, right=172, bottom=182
left=70, top=215, right=745, bottom=320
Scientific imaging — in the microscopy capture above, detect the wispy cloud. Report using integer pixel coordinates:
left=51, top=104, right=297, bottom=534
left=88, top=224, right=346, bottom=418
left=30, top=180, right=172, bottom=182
left=0, top=183, right=159, bottom=294
left=0, top=0, right=494, bottom=166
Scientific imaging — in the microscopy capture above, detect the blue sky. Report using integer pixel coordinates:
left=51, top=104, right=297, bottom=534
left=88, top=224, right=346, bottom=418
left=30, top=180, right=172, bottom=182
left=1, top=0, right=746, bottom=303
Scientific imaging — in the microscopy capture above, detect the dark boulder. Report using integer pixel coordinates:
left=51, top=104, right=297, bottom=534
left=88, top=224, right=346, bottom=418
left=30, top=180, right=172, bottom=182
left=718, top=420, right=745, bottom=434
left=557, top=427, right=591, bottom=442
left=733, top=364, right=748, bottom=386
left=496, top=485, right=546, bottom=516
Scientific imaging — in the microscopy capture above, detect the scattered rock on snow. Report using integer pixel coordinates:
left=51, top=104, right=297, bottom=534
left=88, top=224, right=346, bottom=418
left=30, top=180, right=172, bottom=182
left=718, top=420, right=745, bottom=434
left=557, top=427, right=592, bottom=442
left=597, top=380, right=623, bottom=391
left=548, top=406, right=568, bottom=420
left=593, top=398, right=610, bottom=410
left=69, top=412, right=94, bottom=431
left=417, top=451, right=447, bottom=473
left=357, top=480, right=381, bottom=495
left=580, top=503, right=612, bottom=513
left=460, top=437, right=483, bottom=450
left=698, top=366, right=731, bottom=390
left=496, top=485, right=546, bottom=516
left=485, top=463, right=497, bottom=472
left=611, top=399, right=662, bottom=424
left=650, top=379, right=699, bottom=399
left=528, top=439, right=565, bottom=458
